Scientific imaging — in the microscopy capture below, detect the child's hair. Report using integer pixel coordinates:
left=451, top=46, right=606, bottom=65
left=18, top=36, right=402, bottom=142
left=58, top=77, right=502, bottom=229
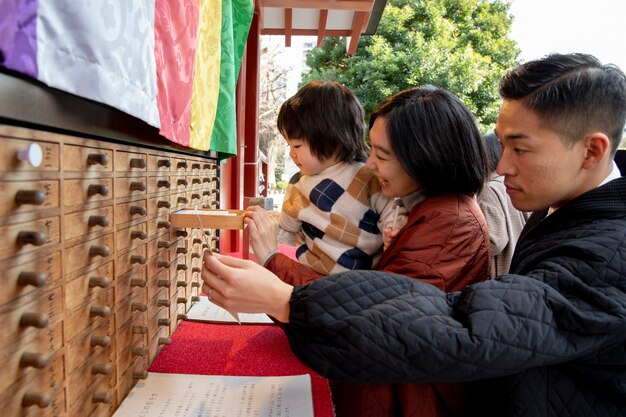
left=277, top=80, right=368, bottom=163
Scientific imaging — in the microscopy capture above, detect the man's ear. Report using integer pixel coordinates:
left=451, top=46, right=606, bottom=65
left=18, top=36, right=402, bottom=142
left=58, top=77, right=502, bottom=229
left=581, top=132, right=611, bottom=169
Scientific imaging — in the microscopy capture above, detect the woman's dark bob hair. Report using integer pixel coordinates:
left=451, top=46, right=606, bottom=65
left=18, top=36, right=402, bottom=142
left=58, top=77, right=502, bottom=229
left=370, top=86, right=488, bottom=196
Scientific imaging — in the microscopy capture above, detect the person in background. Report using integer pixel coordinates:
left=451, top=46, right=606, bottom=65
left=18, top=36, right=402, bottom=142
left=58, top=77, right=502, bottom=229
left=267, top=80, right=402, bottom=276
left=478, top=132, right=530, bottom=277
left=246, top=86, right=491, bottom=417
left=202, top=53, right=626, bottom=417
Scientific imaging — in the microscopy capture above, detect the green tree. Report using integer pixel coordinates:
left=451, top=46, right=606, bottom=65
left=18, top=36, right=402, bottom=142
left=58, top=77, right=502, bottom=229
left=303, top=0, right=520, bottom=131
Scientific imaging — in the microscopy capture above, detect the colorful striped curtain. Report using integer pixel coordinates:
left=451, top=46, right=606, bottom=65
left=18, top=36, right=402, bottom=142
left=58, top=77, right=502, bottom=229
left=0, top=0, right=253, bottom=158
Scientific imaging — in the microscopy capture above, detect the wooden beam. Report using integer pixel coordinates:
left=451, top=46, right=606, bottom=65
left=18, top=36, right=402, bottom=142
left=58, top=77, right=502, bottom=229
left=347, top=10, right=368, bottom=54
left=284, top=8, right=292, bottom=47
left=260, top=0, right=373, bottom=12
left=317, top=9, right=328, bottom=48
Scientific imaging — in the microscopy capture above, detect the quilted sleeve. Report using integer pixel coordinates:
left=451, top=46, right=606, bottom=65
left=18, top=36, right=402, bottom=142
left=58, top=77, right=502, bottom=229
left=284, top=268, right=626, bottom=384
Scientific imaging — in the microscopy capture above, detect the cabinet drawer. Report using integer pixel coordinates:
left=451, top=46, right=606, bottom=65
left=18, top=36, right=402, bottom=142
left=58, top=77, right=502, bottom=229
left=66, top=318, right=114, bottom=372
left=147, top=195, right=173, bottom=219
left=147, top=153, right=171, bottom=172
left=64, top=178, right=113, bottom=206
left=65, top=261, right=114, bottom=310
left=65, top=288, right=114, bottom=341
left=115, top=151, right=147, bottom=172
left=116, top=244, right=148, bottom=278
left=0, top=216, right=61, bottom=260
left=147, top=175, right=172, bottom=194
left=0, top=251, right=62, bottom=308
left=115, top=176, right=147, bottom=199
left=63, top=205, right=113, bottom=241
left=0, top=373, right=66, bottom=417
left=68, top=376, right=116, bottom=417
left=65, top=233, right=114, bottom=275
left=0, top=134, right=60, bottom=172
left=0, top=180, right=60, bottom=217
left=115, top=291, right=148, bottom=334
left=63, top=144, right=113, bottom=172
left=67, top=348, right=114, bottom=405
left=115, top=265, right=147, bottom=304
left=115, top=198, right=148, bottom=225
left=117, top=222, right=148, bottom=253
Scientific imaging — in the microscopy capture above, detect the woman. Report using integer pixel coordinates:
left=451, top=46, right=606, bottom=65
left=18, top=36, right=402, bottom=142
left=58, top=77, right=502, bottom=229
left=210, top=86, right=491, bottom=417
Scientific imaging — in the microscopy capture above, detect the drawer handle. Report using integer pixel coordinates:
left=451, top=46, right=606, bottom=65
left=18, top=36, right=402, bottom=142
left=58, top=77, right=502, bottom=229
left=91, top=335, right=112, bottom=347
left=88, top=215, right=110, bottom=228
left=202, top=190, right=211, bottom=196
left=130, top=182, right=146, bottom=192
left=192, top=238, right=202, bottom=245
left=20, top=352, right=49, bottom=369
left=159, top=337, right=172, bottom=346
left=87, top=153, right=109, bottom=166
left=16, top=231, right=46, bottom=247
left=177, top=161, right=188, bottom=169
left=19, top=312, right=48, bottom=328
left=131, top=230, right=147, bottom=240
left=157, top=200, right=171, bottom=208
left=176, top=264, right=188, bottom=271
left=89, top=276, right=111, bottom=288
left=177, top=313, right=187, bottom=321
left=130, top=158, right=147, bottom=169
left=131, top=302, right=147, bottom=312
left=192, top=178, right=201, bottom=184
left=203, top=164, right=211, bottom=169
left=157, top=279, right=170, bottom=287
left=192, top=163, right=201, bottom=170
left=203, top=178, right=211, bottom=183
left=158, top=318, right=171, bottom=326
left=191, top=193, right=201, bottom=200
left=133, top=370, right=149, bottom=380
left=177, top=196, right=189, bottom=204
left=15, top=190, right=45, bottom=206
left=130, top=278, right=147, bottom=287
left=130, top=206, right=146, bottom=216
left=177, top=281, right=188, bottom=288
left=191, top=295, right=200, bottom=302
left=176, top=230, right=188, bottom=238
left=89, top=245, right=111, bottom=258
left=16, top=143, right=43, bottom=167
left=177, top=297, right=187, bottom=304
left=192, top=267, right=201, bottom=274
left=87, top=184, right=109, bottom=196
left=157, top=241, right=171, bottom=249
left=93, top=392, right=113, bottom=404
left=132, top=346, right=148, bottom=357
left=191, top=252, right=201, bottom=259
left=176, top=247, right=188, bottom=254
left=92, top=363, right=113, bottom=375
left=90, top=305, right=111, bottom=317
left=157, top=159, right=171, bottom=168
left=17, top=271, right=48, bottom=287
left=132, top=325, right=148, bottom=334
left=157, top=180, right=171, bottom=189
left=191, top=281, right=201, bottom=288
left=22, top=392, right=51, bottom=408
left=157, top=299, right=171, bottom=307
left=157, top=261, right=170, bottom=269
left=130, top=255, right=147, bottom=265
left=177, top=179, right=189, bottom=187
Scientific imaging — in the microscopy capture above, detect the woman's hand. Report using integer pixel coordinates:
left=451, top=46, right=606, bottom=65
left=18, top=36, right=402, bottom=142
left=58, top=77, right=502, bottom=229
left=244, top=206, right=280, bottom=262
left=201, top=252, right=293, bottom=322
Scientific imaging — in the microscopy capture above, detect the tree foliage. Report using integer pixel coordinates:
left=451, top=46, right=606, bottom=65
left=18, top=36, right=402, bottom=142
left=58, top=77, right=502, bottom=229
left=302, top=0, right=520, bottom=131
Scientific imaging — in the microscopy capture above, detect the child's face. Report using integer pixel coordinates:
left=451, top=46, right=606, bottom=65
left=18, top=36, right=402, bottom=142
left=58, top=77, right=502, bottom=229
left=286, top=137, right=338, bottom=176
left=366, top=117, right=420, bottom=198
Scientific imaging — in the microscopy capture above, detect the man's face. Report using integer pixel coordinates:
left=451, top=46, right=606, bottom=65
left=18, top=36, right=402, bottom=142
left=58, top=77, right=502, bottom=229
left=495, top=99, right=589, bottom=212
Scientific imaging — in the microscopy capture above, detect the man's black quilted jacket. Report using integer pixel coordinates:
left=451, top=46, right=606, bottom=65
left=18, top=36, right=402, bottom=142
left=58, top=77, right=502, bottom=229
left=284, top=177, right=626, bottom=417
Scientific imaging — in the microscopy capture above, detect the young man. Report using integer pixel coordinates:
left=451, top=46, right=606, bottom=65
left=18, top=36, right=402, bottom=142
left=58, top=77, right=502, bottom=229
left=202, top=53, right=626, bottom=416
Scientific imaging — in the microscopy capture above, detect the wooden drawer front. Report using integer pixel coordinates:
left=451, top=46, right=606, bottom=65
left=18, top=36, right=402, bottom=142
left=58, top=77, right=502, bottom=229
left=0, top=180, right=60, bottom=217
left=147, top=235, right=172, bottom=259
left=65, top=261, right=114, bottom=310
left=0, top=320, right=64, bottom=394
left=117, top=336, right=149, bottom=375
left=115, top=151, right=147, bottom=172
left=0, top=286, right=63, bottom=352
left=147, top=175, right=172, bottom=194
left=0, top=216, right=61, bottom=260
left=0, top=373, right=66, bottom=417
left=63, top=205, right=113, bottom=241
left=172, top=157, right=188, bottom=173
left=147, top=213, right=171, bottom=240
left=146, top=254, right=171, bottom=283
left=63, top=144, right=113, bottom=172
left=148, top=308, right=170, bottom=340
left=65, top=233, right=114, bottom=275
left=115, top=266, right=147, bottom=305
left=67, top=348, right=114, bottom=405
left=147, top=195, right=172, bottom=219
left=116, top=318, right=147, bottom=355
left=65, top=288, right=114, bottom=341
left=148, top=286, right=169, bottom=318
left=116, top=244, right=147, bottom=278
left=64, top=178, right=113, bottom=206
left=171, top=191, right=189, bottom=209
left=0, top=135, right=60, bottom=172
left=66, top=319, right=114, bottom=372
left=1, top=251, right=62, bottom=308
left=69, top=377, right=116, bottom=417
left=148, top=325, right=171, bottom=362
left=115, top=292, right=148, bottom=333
left=147, top=154, right=171, bottom=172
left=115, top=198, right=148, bottom=225
left=117, top=222, right=148, bottom=253
left=115, top=176, right=147, bottom=199
left=118, top=357, right=148, bottom=403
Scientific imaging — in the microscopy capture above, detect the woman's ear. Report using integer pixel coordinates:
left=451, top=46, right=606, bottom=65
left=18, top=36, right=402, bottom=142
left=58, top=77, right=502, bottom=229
left=581, top=132, right=611, bottom=170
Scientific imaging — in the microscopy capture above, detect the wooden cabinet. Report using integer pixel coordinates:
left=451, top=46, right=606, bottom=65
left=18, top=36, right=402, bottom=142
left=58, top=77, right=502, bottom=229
left=0, top=124, right=220, bottom=416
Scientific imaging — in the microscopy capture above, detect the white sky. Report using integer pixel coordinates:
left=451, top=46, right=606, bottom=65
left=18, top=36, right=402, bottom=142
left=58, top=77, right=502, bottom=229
left=509, top=0, right=626, bottom=71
